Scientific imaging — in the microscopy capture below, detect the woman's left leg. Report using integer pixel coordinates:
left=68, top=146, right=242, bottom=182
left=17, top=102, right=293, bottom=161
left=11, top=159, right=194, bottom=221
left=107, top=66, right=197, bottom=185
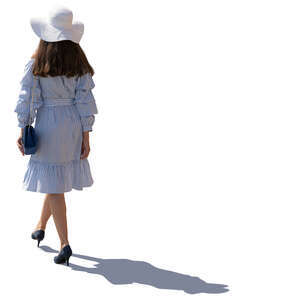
left=47, top=193, right=70, bottom=250
left=34, top=195, right=52, bottom=231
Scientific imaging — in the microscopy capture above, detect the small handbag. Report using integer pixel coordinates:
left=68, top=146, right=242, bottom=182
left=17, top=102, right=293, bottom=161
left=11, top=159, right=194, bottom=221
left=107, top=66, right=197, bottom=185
left=22, top=75, right=39, bottom=155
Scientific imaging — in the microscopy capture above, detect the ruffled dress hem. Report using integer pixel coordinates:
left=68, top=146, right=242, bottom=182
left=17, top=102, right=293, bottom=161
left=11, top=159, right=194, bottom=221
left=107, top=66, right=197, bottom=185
left=22, top=158, right=94, bottom=193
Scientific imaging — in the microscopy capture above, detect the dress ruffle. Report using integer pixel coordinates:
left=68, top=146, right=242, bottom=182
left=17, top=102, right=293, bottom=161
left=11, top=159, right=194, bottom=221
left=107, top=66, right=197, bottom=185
left=74, top=72, right=98, bottom=131
left=23, top=158, right=94, bottom=193
left=14, top=59, right=43, bottom=128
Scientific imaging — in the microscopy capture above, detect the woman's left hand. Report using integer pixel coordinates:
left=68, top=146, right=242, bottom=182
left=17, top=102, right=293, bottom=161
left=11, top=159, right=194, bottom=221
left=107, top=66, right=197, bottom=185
left=17, top=136, right=24, bottom=156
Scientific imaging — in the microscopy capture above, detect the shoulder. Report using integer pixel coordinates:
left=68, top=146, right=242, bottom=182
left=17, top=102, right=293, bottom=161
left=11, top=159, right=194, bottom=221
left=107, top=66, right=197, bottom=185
left=22, top=58, right=35, bottom=75
left=76, top=72, right=95, bottom=90
left=20, top=58, right=35, bottom=85
left=24, top=58, right=35, bottom=71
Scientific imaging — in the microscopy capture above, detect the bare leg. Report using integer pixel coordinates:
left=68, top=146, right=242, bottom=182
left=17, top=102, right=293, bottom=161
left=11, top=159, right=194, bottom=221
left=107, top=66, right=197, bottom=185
left=34, top=195, right=52, bottom=231
left=47, top=193, right=70, bottom=250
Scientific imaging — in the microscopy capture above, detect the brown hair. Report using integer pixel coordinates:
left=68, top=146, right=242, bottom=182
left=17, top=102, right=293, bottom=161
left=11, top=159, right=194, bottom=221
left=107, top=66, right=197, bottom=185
left=31, top=39, right=94, bottom=78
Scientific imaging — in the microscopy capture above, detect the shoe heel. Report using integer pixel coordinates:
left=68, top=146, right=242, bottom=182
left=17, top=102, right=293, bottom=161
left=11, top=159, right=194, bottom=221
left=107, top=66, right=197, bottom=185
left=32, top=229, right=45, bottom=247
left=66, top=258, right=69, bottom=266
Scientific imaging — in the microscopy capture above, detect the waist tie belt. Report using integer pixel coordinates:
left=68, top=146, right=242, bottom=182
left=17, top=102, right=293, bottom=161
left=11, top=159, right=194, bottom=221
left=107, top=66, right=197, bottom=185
left=43, top=98, right=75, bottom=107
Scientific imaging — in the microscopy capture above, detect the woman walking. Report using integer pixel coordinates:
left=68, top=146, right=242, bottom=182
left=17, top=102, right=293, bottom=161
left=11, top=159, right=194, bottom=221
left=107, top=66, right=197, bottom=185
left=14, top=6, right=98, bottom=266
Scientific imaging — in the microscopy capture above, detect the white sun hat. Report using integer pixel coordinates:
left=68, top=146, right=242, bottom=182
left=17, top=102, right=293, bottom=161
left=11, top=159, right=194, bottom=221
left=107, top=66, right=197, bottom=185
left=30, top=5, right=84, bottom=44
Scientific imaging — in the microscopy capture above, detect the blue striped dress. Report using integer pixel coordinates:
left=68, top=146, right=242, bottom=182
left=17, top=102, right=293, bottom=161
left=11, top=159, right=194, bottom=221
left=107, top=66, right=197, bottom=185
left=14, top=58, right=98, bottom=193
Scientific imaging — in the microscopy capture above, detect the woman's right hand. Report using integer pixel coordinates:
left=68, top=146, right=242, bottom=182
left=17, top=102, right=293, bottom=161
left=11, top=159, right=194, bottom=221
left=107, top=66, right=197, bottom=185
left=17, top=135, right=24, bottom=156
left=80, top=131, right=90, bottom=159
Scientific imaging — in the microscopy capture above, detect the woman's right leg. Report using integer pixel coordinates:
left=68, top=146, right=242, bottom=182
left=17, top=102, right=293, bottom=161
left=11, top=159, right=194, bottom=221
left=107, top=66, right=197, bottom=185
left=47, top=193, right=70, bottom=250
left=34, top=195, right=52, bottom=231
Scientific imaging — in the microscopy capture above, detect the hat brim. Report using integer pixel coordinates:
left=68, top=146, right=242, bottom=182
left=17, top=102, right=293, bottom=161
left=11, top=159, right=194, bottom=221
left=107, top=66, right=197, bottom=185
left=30, top=17, right=84, bottom=44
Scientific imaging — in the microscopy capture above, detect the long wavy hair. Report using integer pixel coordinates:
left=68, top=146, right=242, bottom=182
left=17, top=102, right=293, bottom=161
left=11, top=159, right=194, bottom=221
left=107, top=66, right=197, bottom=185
left=31, top=39, right=94, bottom=78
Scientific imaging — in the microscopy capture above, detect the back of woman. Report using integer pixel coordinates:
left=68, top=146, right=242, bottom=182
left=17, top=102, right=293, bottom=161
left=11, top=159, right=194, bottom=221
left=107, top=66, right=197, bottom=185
left=14, top=5, right=98, bottom=266
left=15, top=41, right=98, bottom=190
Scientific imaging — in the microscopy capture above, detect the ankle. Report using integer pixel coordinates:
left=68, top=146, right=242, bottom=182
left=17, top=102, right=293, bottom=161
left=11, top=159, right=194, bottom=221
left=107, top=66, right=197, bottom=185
left=34, top=225, right=46, bottom=231
left=35, top=220, right=46, bottom=231
left=60, top=242, right=70, bottom=249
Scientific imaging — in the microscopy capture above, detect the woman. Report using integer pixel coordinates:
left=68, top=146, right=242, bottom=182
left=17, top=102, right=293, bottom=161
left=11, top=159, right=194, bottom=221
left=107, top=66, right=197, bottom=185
left=14, top=6, right=98, bottom=266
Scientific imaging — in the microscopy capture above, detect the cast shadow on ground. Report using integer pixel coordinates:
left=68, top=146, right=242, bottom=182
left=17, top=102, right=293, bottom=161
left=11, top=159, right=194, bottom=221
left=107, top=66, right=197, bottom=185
left=40, top=245, right=229, bottom=294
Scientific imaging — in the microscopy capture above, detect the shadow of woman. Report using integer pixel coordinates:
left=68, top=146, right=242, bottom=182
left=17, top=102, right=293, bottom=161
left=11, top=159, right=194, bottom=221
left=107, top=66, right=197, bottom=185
left=40, top=245, right=229, bottom=294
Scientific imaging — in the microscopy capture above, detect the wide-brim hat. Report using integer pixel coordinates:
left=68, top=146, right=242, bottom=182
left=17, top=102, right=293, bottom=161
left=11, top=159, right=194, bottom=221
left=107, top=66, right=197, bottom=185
left=30, top=5, right=84, bottom=44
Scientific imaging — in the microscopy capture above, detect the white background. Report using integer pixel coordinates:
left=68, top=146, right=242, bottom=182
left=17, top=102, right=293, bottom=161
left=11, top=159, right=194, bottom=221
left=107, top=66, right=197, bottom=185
left=1, top=0, right=299, bottom=299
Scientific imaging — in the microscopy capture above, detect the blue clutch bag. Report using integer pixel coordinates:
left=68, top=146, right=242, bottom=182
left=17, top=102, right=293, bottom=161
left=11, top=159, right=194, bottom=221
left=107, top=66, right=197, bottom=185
left=22, top=75, right=39, bottom=155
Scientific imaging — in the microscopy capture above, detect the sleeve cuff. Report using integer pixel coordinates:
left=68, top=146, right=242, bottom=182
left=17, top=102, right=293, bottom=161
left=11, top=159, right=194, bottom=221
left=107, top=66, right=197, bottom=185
left=17, top=122, right=27, bottom=128
left=82, top=126, right=93, bottom=132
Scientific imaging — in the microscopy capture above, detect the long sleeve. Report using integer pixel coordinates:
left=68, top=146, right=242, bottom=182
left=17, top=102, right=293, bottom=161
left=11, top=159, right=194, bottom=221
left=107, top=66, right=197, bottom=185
left=14, top=59, right=43, bottom=128
left=74, top=72, right=98, bottom=132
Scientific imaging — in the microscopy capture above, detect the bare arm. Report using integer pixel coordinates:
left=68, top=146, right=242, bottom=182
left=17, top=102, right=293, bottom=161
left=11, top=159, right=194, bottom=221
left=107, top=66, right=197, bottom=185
left=17, top=128, right=24, bottom=156
left=80, top=131, right=90, bottom=159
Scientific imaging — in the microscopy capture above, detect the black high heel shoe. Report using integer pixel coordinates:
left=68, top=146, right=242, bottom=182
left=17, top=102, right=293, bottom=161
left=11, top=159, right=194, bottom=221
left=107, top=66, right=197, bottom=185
left=54, top=245, right=72, bottom=266
left=31, top=229, right=45, bottom=247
